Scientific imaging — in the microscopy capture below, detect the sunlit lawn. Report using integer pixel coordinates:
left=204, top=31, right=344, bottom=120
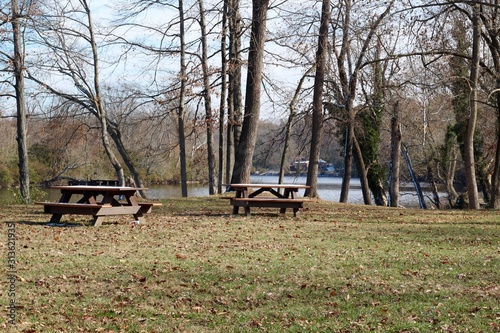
left=1, top=197, right=499, bottom=332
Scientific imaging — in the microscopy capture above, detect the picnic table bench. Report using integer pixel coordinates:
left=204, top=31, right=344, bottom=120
left=225, top=183, right=311, bottom=216
left=36, top=185, right=161, bottom=227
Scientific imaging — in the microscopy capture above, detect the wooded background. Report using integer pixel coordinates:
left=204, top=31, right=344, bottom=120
left=1, top=0, right=499, bottom=209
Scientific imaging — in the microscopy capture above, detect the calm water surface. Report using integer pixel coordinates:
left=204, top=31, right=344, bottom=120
left=0, top=176, right=437, bottom=208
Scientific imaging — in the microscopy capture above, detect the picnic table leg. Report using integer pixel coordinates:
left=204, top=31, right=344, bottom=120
left=125, top=194, right=145, bottom=223
left=281, top=188, right=297, bottom=214
left=93, top=216, right=105, bottom=227
left=133, top=213, right=146, bottom=224
left=232, top=189, right=247, bottom=215
left=48, top=190, right=72, bottom=223
left=49, top=214, right=63, bottom=224
left=284, top=188, right=298, bottom=199
left=293, top=208, right=299, bottom=217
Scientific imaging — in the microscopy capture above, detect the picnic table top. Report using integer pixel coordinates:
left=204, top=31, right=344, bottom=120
left=229, top=183, right=310, bottom=189
left=51, top=185, right=147, bottom=191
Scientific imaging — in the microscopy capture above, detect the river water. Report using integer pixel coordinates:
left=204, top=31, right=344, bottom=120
left=0, top=176, right=436, bottom=208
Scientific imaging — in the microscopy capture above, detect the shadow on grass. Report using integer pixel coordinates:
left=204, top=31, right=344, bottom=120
left=171, top=211, right=295, bottom=218
left=3, top=220, right=91, bottom=227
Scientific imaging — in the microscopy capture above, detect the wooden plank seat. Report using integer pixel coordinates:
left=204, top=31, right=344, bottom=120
left=138, top=202, right=162, bottom=214
left=36, top=201, right=143, bottom=215
left=36, top=201, right=161, bottom=226
left=36, top=202, right=104, bottom=216
left=229, top=197, right=311, bottom=216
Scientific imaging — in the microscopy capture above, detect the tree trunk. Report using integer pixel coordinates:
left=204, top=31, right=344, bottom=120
left=441, top=126, right=459, bottom=207
left=226, top=0, right=242, bottom=185
left=402, top=144, right=427, bottom=209
left=369, top=171, right=388, bottom=206
left=491, top=83, right=500, bottom=208
left=178, top=0, right=188, bottom=196
left=305, top=0, right=330, bottom=198
left=198, top=0, right=217, bottom=195
left=464, top=1, right=480, bottom=209
left=12, top=0, right=30, bottom=203
left=388, top=102, right=401, bottom=207
left=218, top=0, right=228, bottom=194
left=97, top=113, right=125, bottom=185
left=230, top=0, right=269, bottom=184
left=364, top=37, right=387, bottom=206
left=353, top=135, right=372, bottom=205
left=226, top=107, right=235, bottom=185
left=484, top=8, right=500, bottom=208
left=340, top=120, right=354, bottom=202
left=107, top=124, right=147, bottom=197
left=446, top=151, right=458, bottom=207
left=431, top=179, right=441, bottom=209
left=336, top=1, right=393, bottom=203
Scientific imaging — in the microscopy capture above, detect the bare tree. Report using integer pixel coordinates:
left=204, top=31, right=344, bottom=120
left=83, top=0, right=125, bottom=185
left=177, top=0, right=188, bottom=196
left=388, top=101, right=401, bottom=207
left=279, top=66, right=315, bottom=185
left=463, top=0, right=480, bottom=209
left=27, top=0, right=127, bottom=185
left=334, top=0, right=395, bottom=203
left=479, top=1, right=500, bottom=208
left=226, top=0, right=243, bottom=184
left=357, top=37, right=387, bottom=206
left=218, top=0, right=228, bottom=193
left=230, top=0, right=269, bottom=184
left=304, top=0, right=330, bottom=198
left=198, top=0, right=216, bottom=194
left=11, top=0, right=30, bottom=202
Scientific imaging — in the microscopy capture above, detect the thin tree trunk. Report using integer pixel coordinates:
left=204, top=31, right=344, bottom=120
left=441, top=126, right=459, bottom=207
left=464, top=1, right=481, bottom=209
left=305, top=0, right=330, bottom=198
left=198, top=0, right=217, bottom=195
left=279, top=111, right=294, bottom=187
left=446, top=149, right=458, bottom=206
left=340, top=121, right=354, bottom=202
left=485, top=4, right=500, bottom=208
left=12, top=0, right=30, bottom=203
left=490, top=83, right=500, bottom=207
left=225, top=108, right=235, bottom=185
left=353, top=135, right=371, bottom=205
left=280, top=66, right=315, bottom=185
left=231, top=11, right=243, bottom=150
left=178, top=0, right=188, bottom=196
left=431, top=179, right=441, bottom=209
left=218, top=0, right=228, bottom=194
left=388, top=102, right=401, bottom=207
left=402, top=144, right=427, bottom=209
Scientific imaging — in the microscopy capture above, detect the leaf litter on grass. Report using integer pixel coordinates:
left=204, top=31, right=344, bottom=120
left=0, top=198, right=499, bottom=332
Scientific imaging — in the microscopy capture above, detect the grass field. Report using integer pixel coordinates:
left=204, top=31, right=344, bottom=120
left=1, top=197, right=499, bottom=332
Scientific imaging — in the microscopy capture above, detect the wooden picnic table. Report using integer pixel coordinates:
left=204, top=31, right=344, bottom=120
left=36, top=185, right=160, bottom=227
left=227, top=183, right=311, bottom=216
